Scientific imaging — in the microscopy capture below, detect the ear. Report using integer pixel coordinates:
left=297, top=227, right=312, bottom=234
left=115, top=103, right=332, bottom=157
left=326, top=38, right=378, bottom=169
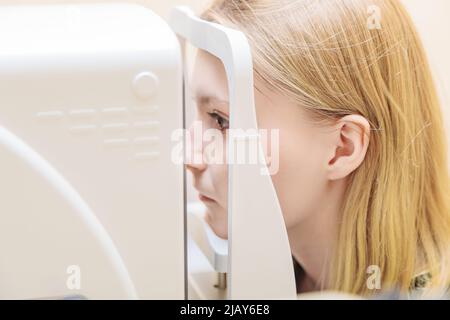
left=326, top=115, right=370, bottom=180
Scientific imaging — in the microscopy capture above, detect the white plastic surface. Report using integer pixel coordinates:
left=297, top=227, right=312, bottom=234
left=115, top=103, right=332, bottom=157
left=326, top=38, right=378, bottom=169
left=0, top=3, right=184, bottom=299
left=0, top=126, right=136, bottom=299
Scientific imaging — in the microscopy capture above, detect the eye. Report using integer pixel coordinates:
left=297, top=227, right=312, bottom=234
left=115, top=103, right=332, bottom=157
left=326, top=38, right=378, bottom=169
left=207, top=110, right=229, bottom=132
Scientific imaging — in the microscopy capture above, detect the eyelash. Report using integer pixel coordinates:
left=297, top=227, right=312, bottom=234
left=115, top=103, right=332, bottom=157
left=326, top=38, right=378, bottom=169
left=207, top=111, right=229, bottom=132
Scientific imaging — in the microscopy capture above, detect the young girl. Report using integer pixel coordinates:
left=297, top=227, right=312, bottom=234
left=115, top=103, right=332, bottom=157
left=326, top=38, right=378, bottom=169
left=186, top=0, right=450, bottom=298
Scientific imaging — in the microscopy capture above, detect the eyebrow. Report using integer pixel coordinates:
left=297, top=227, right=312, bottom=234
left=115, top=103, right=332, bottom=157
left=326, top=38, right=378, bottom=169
left=190, top=91, right=229, bottom=106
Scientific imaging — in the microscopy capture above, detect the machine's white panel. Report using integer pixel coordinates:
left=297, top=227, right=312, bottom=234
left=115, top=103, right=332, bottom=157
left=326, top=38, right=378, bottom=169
left=0, top=125, right=137, bottom=299
left=0, top=3, right=184, bottom=299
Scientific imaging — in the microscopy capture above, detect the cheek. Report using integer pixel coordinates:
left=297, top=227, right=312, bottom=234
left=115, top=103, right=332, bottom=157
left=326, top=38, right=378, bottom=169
left=209, top=163, right=228, bottom=206
left=270, top=128, right=329, bottom=228
left=207, top=133, right=228, bottom=206
left=206, top=163, right=228, bottom=239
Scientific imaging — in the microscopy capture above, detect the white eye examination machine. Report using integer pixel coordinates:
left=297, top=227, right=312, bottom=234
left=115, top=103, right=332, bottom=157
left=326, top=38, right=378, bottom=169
left=0, top=3, right=296, bottom=300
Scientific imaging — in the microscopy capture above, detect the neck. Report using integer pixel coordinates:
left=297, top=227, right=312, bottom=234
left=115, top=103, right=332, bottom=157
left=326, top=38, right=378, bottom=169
left=287, top=179, right=347, bottom=291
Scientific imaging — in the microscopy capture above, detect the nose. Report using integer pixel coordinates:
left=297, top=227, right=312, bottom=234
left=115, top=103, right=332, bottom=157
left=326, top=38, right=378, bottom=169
left=185, top=122, right=207, bottom=173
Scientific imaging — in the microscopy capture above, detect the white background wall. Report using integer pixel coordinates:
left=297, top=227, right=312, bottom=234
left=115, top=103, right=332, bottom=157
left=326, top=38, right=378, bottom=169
left=401, top=0, right=450, bottom=167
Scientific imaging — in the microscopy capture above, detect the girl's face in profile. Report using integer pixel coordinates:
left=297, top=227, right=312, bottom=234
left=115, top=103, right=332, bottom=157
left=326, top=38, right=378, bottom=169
left=186, top=50, right=339, bottom=239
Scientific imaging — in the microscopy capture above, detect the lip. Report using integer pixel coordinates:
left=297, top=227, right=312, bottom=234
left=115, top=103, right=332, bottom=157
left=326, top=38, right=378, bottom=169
left=198, top=193, right=215, bottom=203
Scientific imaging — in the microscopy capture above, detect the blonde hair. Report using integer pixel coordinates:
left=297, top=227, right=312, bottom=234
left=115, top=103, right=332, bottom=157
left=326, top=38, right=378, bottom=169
left=201, top=0, right=450, bottom=297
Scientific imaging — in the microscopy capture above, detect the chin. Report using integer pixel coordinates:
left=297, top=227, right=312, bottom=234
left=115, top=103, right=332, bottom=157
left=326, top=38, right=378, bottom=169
left=205, top=211, right=228, bottom=240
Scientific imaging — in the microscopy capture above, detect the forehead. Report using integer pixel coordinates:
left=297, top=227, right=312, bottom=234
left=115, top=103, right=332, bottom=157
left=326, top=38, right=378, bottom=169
left=189, top=50, right=229, bottom=102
